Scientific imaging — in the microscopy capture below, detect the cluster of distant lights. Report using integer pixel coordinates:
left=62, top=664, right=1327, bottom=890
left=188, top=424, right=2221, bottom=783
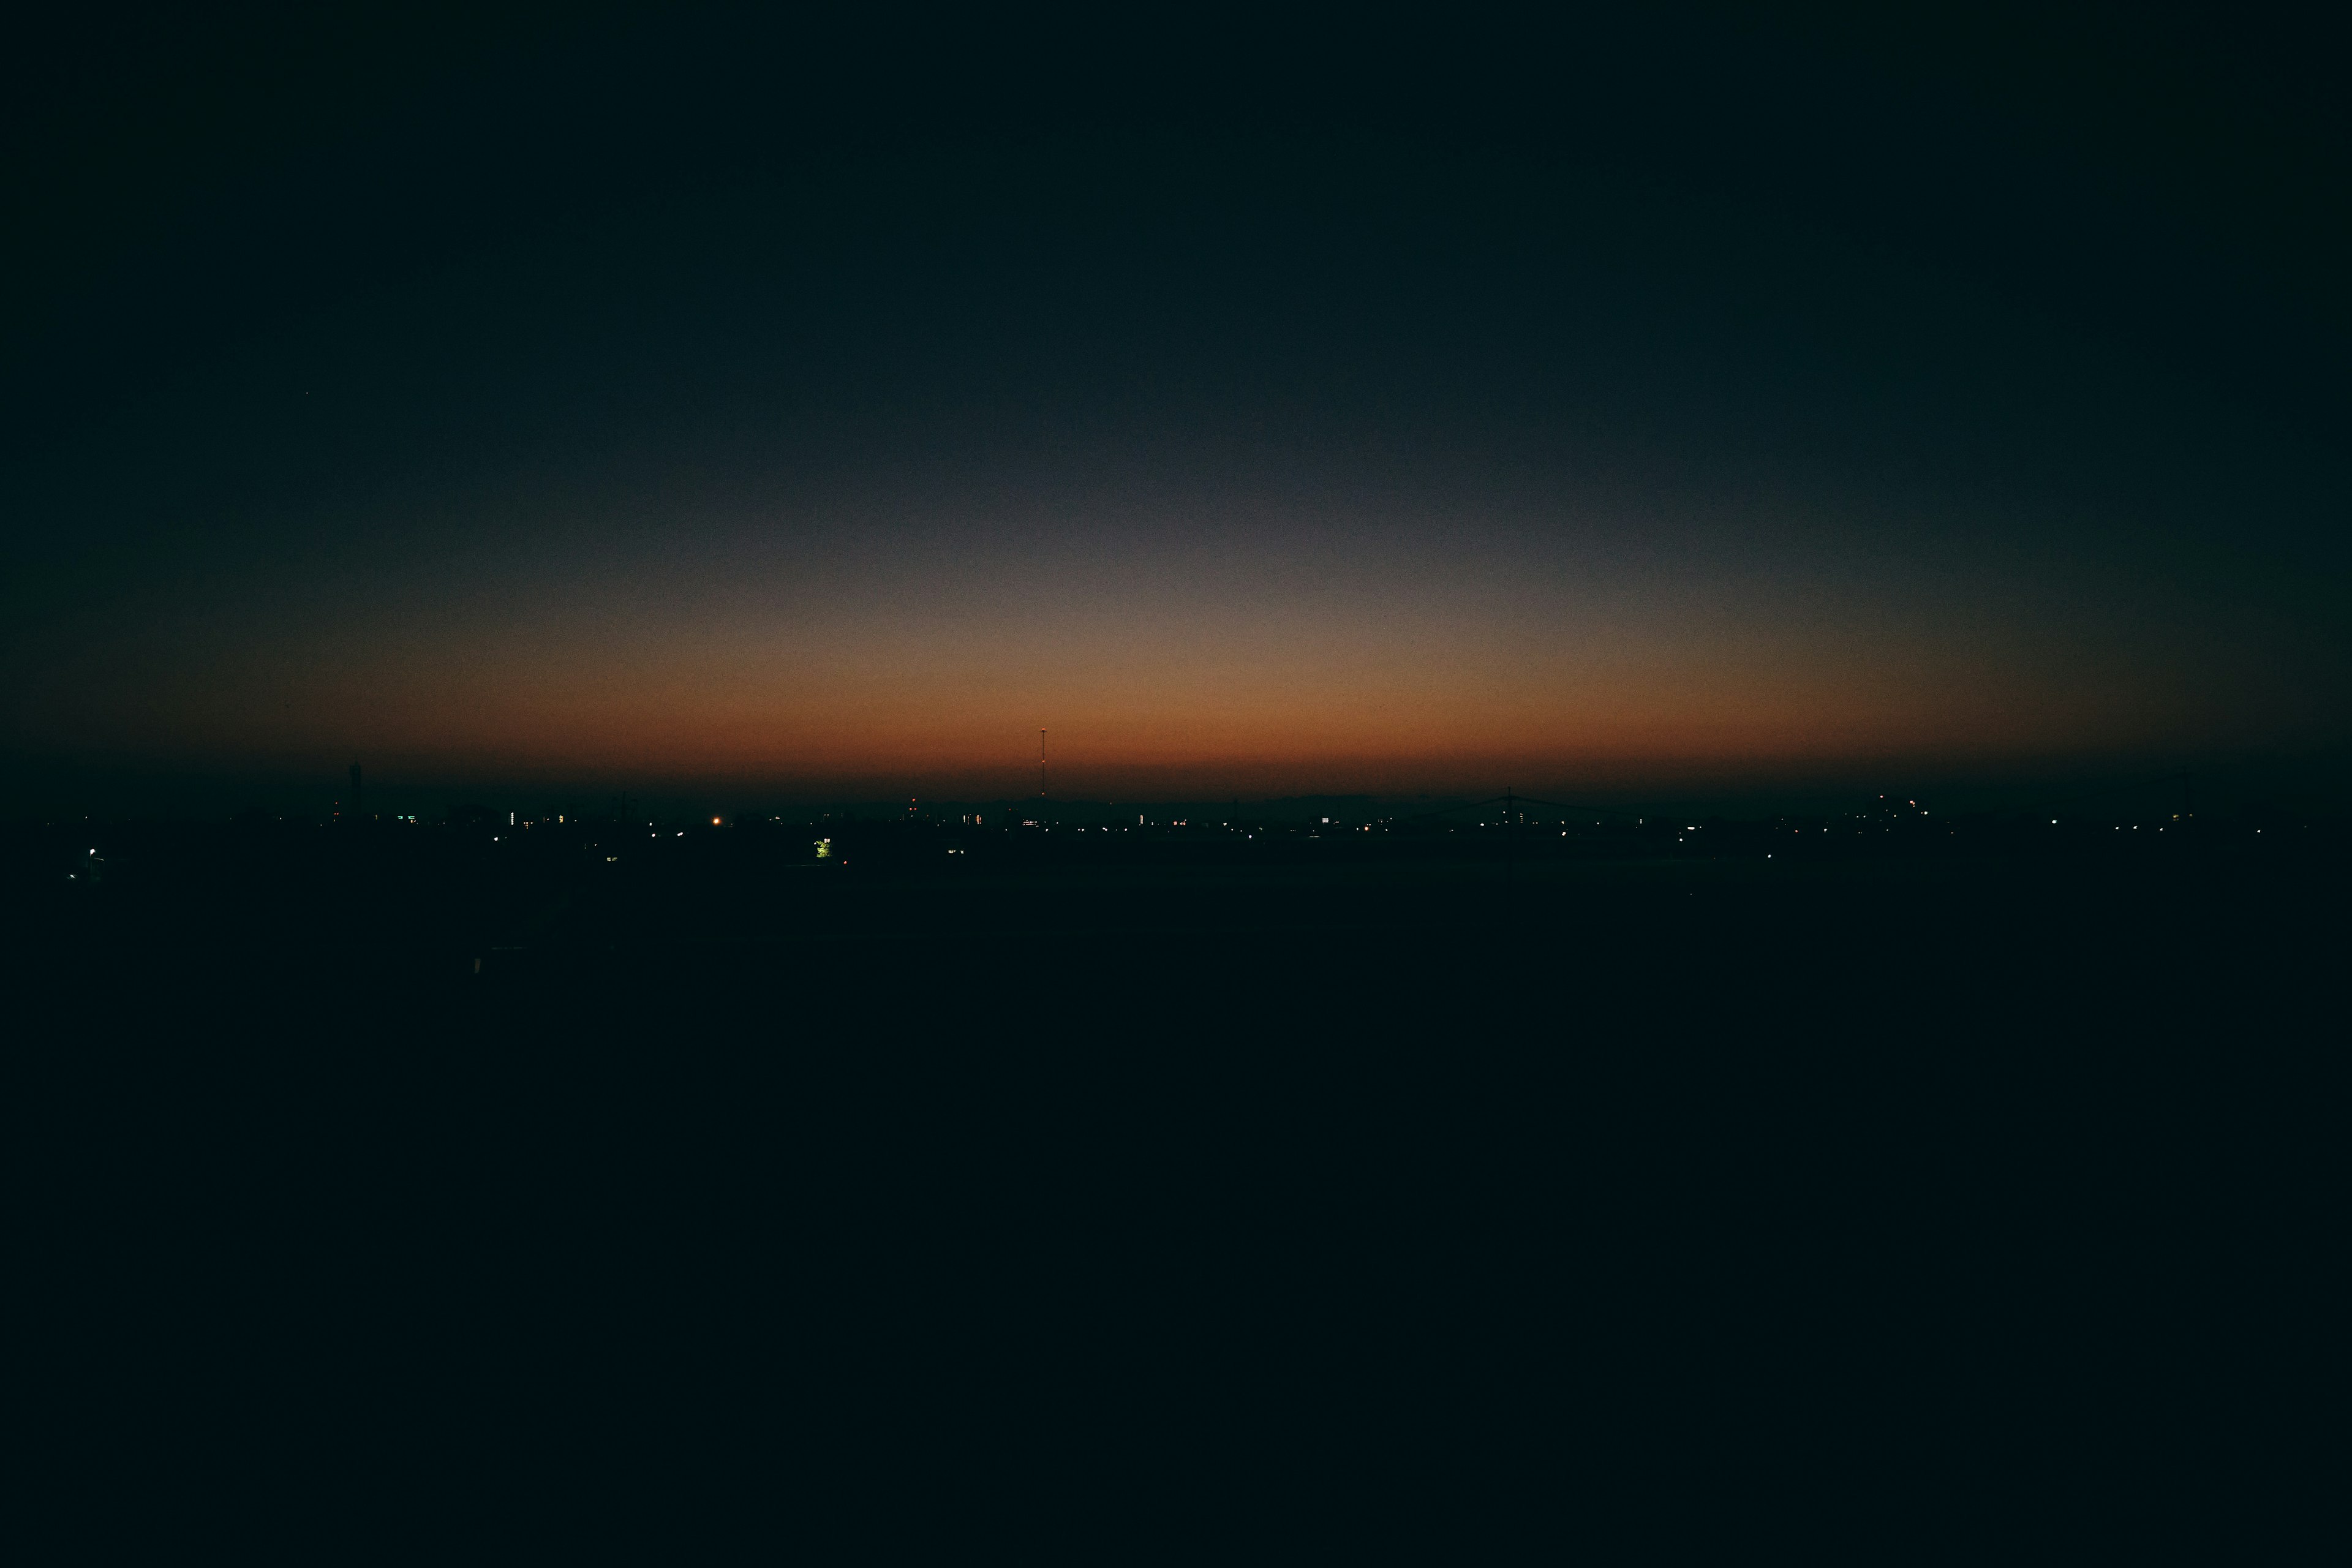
left=279, top=803, right=2228, bottom=835
left=326, top=801, right=2236, bottom=847
left=50, top=801, right=2278, bottom=894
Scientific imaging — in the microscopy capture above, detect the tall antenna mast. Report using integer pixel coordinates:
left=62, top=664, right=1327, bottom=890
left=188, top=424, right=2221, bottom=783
left=1038, top=729, right=1048, bottom=798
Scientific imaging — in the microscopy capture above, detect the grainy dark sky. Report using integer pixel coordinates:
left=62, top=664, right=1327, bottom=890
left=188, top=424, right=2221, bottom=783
left=6, top=4, right=2346, bottom=809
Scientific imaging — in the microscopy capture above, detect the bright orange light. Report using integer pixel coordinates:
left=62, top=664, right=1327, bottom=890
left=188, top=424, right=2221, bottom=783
left=712, top=816, right=722, bottom=825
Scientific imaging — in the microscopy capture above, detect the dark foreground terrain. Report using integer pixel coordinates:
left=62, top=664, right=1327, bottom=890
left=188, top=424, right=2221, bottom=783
left=8, top=824, right=2343, bottom=1557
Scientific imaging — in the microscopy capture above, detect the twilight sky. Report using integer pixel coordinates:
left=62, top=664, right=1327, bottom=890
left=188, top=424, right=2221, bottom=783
left=6, top=6, right=2346, bottom=809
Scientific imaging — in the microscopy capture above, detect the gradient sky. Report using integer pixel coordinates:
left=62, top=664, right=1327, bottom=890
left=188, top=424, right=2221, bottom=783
left=6, top=6, right=2346, bottom=809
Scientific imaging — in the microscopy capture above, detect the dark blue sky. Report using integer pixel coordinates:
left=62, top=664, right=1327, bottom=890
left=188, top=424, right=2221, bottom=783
left=6, top=4, right=2345, bottom=810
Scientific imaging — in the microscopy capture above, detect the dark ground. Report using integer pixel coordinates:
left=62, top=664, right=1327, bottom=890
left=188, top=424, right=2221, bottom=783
left=7, top=824, right=2342, bottom=1557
